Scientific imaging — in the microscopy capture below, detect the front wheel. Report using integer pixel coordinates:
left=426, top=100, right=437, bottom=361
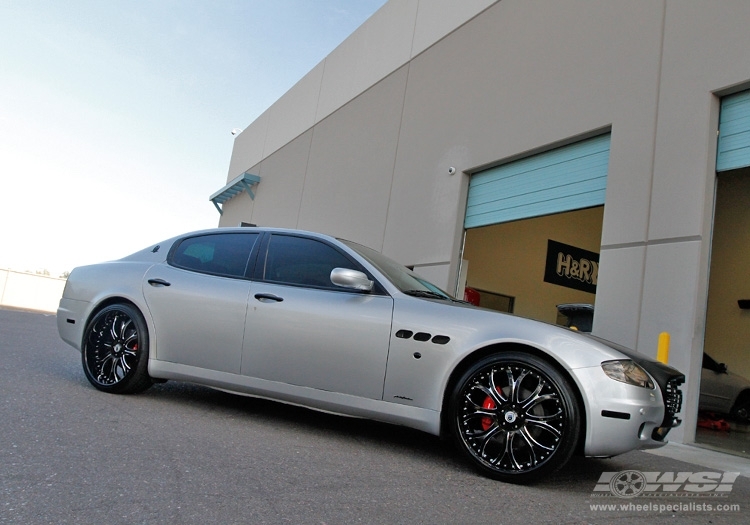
left=731, top=393, right=750, bottom=423
left=449, top=352, right=581, bottom=483
left=82, top=304, right=152, bottom=394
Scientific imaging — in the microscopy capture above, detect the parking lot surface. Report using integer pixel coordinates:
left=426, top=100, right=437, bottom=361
left=1, top=307, right=748, bottom=524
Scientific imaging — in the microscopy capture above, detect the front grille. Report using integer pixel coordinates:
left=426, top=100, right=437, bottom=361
left=664, top=378, right=683, bottom=422
left=652, top=377, right=684, bottom=442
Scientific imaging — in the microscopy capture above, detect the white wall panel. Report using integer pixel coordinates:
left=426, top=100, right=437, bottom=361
left=297, top=67, right=409, bottom=250
left=251, top=130, right=313, bottom=229
left=263, top=63, right=324, bottom=159
left=637, top=240, right=704, bottom=443
left=315, top=0, right=417, bottom=121
left=592, top=245, right=646, bottom=349
left=411, top=0, right=496, bottom=57
left=226, top=110, right=268, bottom=183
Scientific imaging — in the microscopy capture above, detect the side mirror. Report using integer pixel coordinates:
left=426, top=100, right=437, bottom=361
left=330, top=268, right=373, bottom=292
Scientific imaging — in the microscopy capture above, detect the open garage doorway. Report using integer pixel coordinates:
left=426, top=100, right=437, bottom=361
left=460, top=133, right=610, bottom=326
left=462, top=206, right=603, bottom=327
left=698, top=168, right=750, bottom=457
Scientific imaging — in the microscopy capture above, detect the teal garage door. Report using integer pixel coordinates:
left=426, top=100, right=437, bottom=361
left=465, top=133, right=611, bottom=229
left=717, top=90, right=750, bottom=172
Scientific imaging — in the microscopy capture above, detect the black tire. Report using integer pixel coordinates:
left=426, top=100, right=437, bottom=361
left=730, top=392, right=750, bottom=423
left=449, top=351, right=581, bottom=483
left=82, top=304, right=152, bottom=394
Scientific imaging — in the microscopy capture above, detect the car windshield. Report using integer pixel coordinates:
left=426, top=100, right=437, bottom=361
left=341, top=240, right=454, bottom=300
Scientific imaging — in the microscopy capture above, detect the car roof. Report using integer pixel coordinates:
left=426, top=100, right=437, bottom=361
left=176, top=226, right=347, bottom=244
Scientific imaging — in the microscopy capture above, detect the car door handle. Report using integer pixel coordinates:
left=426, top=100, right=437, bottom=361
left=147, top=278, right=171, bottom=287
left=254, top=293, right=283, bottom=302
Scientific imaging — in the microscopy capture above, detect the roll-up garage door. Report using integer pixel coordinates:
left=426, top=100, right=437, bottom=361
left=465, top=133, right=611, bottom=229
left=717, top=90, right=750, bottom=172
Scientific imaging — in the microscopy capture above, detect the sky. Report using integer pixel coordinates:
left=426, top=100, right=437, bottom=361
left=0, top=0, right=387, bottom=276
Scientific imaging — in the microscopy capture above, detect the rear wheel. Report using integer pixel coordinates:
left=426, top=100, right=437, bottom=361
left=82, top=304, right=152, bottom=394
left=449, top=352, right=580, bottom=483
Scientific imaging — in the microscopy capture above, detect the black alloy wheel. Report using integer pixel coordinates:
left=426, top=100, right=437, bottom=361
left=450, top=352, right=580, bottom=482
left=82, top=304, right=152, bottom=394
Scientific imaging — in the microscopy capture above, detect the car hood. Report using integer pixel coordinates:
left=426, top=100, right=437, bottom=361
left=431, top=298, right=685, bottom=384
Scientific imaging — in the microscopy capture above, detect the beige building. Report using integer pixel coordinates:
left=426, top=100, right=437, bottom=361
left=212, top=0, right=750, bottom=449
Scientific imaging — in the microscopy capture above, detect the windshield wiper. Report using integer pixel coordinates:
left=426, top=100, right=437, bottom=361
left=402, top=290, right=449, bottom=300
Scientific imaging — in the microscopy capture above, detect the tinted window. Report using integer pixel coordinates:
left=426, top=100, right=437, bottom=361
left=264, top=235, right=354, bottom=289
left=172, top=233, right=259, bottom=278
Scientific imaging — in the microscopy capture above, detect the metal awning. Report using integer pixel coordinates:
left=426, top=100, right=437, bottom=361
left=209, top=172, right=261, bottom=214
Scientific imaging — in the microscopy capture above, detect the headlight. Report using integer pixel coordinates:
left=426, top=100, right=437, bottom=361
left=601, top=360, right=655, bottom=389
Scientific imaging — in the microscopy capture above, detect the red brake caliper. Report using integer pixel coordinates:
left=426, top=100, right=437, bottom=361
left=481, top=396, right=495, bottom=431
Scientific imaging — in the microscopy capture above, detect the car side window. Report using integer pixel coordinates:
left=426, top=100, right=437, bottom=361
left=171, top=233, right=259, bottom=278
left=263, top=235, right=356, bottom=289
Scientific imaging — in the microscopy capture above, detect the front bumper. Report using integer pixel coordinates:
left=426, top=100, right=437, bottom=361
left=573, top=366, right=683, bottom=457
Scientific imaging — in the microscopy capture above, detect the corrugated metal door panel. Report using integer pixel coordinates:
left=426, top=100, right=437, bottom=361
left=717, top=90, right=750, bottom=172
left=465, top=134, right=610, bottom=229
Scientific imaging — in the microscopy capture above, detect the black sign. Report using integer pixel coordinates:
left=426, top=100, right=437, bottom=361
left=543, top=240, right=599, bottom=294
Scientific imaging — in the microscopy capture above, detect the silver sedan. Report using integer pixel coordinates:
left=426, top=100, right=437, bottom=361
left=57, top=227, right=684, bottom=482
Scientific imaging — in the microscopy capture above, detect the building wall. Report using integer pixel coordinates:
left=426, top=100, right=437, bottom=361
left=219, top=0, right=750, bottom=443
left=224, top=0, right=496, bottom=182
left=616, top=1, right=750, bottom=442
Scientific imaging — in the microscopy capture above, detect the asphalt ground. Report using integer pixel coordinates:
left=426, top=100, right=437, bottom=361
left=1, top=306, right=749, bottom=524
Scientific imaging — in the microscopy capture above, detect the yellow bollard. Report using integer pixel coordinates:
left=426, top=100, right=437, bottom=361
left=657, top=332, right=670, bottom=364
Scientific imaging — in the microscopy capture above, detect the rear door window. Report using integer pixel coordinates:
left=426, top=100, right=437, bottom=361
left=171, top=233, right=259, bottom=278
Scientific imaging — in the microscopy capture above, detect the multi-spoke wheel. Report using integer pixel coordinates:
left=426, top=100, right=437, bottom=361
left=449, top=352, right=580, bottom=482
left=82, top=304, right=152, bottom=394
